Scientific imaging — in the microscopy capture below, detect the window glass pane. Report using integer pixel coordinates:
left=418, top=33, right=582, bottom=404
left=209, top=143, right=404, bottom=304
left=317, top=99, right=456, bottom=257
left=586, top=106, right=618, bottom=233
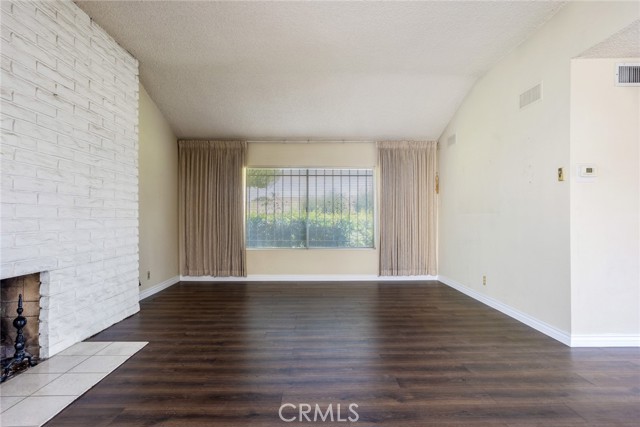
left=246, top=168, right=374, bottom=249
left=246, top=168, right=306, bottom=248
left=307, top=169, right=374, bottom=248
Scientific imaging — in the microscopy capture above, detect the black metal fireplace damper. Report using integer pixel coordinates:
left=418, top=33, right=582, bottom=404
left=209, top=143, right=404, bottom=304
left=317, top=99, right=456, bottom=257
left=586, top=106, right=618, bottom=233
left=1, top=294, right=38, bottom=382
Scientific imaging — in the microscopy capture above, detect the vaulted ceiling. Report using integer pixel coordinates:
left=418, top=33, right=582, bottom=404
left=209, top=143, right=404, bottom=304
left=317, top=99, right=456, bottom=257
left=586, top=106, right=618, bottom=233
left=75, top=1, right=564, bottom=140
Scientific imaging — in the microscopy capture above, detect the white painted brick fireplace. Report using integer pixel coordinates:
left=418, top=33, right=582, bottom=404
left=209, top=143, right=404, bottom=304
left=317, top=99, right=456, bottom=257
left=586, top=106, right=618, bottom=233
left=1, top=0, right=140, bottom=357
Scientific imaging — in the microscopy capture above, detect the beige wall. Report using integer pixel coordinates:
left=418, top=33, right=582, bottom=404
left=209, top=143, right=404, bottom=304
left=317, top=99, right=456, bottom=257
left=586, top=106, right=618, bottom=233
left=248, top=142, right=377, bottom=168
left=246, top=142, right=379, bottom=276
left=139, top=84, right=179, bottom=290
left=437, top=2, right=638, bottom=335
left=570, top=58, right=640, bottom=337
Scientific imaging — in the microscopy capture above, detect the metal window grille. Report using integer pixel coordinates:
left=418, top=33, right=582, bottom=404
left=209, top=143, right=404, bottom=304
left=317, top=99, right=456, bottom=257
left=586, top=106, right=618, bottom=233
left=246, top=168, right=374, bottom=248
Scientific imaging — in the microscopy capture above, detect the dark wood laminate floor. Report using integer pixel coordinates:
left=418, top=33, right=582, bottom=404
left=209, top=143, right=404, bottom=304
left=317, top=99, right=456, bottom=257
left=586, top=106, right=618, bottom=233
left=46, top=281, right=640, bottom=426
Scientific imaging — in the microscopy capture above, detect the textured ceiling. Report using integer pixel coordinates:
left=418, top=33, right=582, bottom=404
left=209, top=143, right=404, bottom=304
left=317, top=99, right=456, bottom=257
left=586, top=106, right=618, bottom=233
left=75, top=1, right=564, bottom=140
left=579, top=20, right=640, bottom=58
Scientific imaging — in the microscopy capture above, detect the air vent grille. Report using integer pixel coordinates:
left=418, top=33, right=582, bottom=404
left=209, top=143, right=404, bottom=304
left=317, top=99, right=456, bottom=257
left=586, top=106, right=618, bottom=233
left=519, top=83, right=542, bottom=109
left=616, top=64, right=640, bottom=86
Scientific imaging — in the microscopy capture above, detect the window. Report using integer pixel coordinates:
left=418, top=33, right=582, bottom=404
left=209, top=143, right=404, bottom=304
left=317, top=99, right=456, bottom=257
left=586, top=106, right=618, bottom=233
left=246, top=168, right=374, bottom=248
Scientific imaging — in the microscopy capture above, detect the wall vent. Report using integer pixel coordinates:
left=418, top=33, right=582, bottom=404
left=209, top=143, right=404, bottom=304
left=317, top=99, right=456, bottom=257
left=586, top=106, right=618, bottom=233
left=519, top=83, right=542, bottom=109
left=616, top=63, right=640, bottom=86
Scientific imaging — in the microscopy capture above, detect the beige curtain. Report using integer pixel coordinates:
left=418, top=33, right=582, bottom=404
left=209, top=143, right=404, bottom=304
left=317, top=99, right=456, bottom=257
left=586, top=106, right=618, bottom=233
left=178, top=140, right=247, bottom=277
left=378, top=141, right=437, bottom=276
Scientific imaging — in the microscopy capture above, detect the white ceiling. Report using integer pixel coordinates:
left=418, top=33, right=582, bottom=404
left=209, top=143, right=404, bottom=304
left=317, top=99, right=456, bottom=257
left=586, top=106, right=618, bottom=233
left=75, top=1, right=564, bottom=140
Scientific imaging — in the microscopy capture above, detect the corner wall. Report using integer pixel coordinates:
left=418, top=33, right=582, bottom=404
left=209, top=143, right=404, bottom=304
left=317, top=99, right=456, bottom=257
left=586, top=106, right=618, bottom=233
left=437, top=2, right=639, bottom=341
left=138, top=84, right=179, bottom=294
left=0, top=0, right=139, bottom=356
left=569, top=58, right=640, bottom=344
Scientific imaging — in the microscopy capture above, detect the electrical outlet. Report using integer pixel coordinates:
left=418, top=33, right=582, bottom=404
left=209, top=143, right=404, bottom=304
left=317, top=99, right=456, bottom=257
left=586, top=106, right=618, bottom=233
left=557, top=167, right=565, bottom=181
left=482, top=275, right=487, bottom=286
left=147, top=270, right=150, bottom=280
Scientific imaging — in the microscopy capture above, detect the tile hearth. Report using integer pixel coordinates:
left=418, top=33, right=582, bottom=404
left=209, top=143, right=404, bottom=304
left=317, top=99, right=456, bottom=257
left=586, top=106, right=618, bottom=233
left=0, top=341, right=147, bottom=427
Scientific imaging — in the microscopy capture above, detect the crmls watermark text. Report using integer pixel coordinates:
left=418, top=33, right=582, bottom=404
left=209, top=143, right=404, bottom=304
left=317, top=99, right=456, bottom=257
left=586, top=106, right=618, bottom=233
left=279, top=403, right=359, bottom=423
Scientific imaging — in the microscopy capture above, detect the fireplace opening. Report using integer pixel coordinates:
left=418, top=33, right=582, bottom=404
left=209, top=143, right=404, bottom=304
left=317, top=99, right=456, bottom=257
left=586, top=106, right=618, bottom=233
left=1, top=273, right=41, bottom=378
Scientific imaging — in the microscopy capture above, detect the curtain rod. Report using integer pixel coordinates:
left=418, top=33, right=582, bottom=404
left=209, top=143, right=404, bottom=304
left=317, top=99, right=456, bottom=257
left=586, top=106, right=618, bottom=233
left=246, top=139, right=374, bottom=144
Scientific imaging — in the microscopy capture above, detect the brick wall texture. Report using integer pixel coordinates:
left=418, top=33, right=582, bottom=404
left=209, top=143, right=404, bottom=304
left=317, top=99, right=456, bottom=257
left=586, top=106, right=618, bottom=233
left=1, top=0, right=140, bottom=357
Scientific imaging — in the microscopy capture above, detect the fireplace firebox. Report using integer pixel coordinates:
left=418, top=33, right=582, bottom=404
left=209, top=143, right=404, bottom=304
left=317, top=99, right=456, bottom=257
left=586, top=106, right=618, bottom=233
left=1, top=273, right=41, bottom=380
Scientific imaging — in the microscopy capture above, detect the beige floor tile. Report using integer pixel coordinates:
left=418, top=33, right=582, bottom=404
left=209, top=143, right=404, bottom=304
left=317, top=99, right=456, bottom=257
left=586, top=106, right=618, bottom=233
left=0, top=395, right=77, bottom=426
left=56, top=341, right=112, bottom=356
left=23, top=356, right=90, bottom=375
left=95, top=341, right=148, bottom=356
left=0, top=373, right=61, bottom=397
left=33, top=372, right=107, bottom=396
left=68, top=355, right=130, bottom=374
left=0, top=342, right=140, bottom=425
left=0, top=395, right=25, bottom=412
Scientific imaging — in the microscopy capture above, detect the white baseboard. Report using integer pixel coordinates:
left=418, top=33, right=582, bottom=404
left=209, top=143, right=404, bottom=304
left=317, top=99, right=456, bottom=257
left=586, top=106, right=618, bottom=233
left=180, top=274, right=438, bottom=282
left=570, top=334, right=640, bottom=347
left=139, top=275, right=180, bottom=300
left=438, top=275, right=572, bottom=346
